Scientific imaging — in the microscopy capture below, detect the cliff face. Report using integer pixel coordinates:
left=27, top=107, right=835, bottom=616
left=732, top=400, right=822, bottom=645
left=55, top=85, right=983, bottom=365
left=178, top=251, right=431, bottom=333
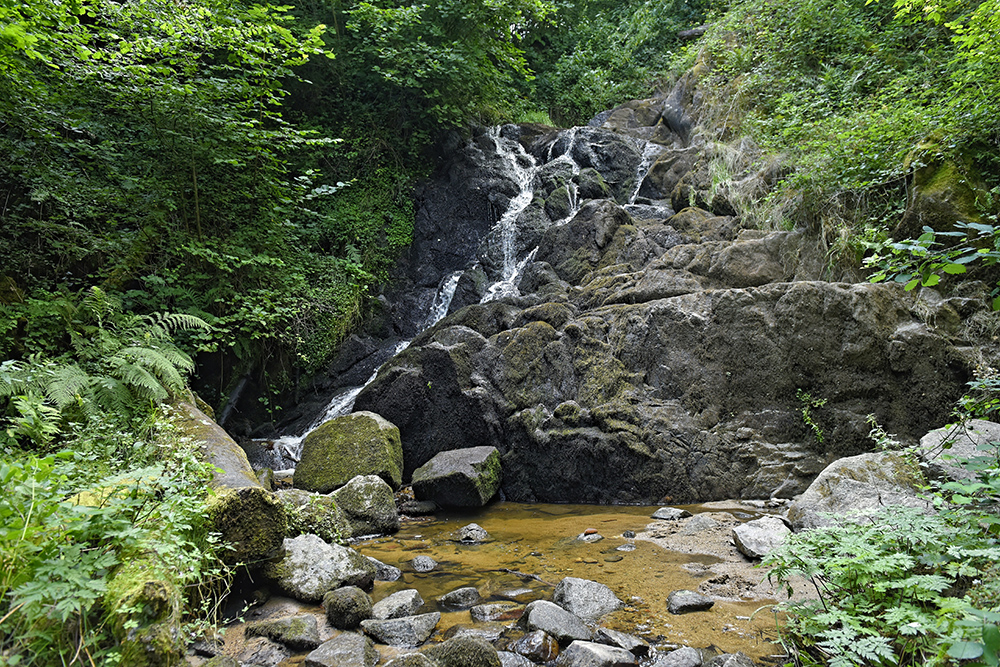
left=344, top=76, right=980, bottom=504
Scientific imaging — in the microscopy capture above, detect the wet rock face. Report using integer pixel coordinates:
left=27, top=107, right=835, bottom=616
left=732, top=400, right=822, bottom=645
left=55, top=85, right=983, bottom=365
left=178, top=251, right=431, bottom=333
left=354, top=80, right=978, bottom=506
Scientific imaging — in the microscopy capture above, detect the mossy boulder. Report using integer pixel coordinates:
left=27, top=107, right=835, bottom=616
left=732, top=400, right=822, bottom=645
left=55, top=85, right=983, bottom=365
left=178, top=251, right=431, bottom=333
left=245, top=614, right=322, bottom=650
left=104, top=558, right=184, bottom=667
left=331, top=475, right=400, bottom=537
left=295, top=411, right=403, bottom=494
left=277, top=488, right=351, bottom=545
left=205, top=486, right=287, bottom=566
left=411, top=447, right=502, bottom=507
left=545, top=185, right=573, bottom=221
left=167, top=396, right=258, bottom=490
left=896, top=136, right=990, bottom=240
left=423, top=635, right=501, bottom=667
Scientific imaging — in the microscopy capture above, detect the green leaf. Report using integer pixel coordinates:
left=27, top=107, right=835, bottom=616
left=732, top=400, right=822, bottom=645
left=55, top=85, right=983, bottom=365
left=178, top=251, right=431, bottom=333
left=948, top=641, right=985, bottom=660
left=943, top=263, right=967, bottom=274
left=904, top=278, right=920, bottom=291
left=922, top=274, right=941, bottom=287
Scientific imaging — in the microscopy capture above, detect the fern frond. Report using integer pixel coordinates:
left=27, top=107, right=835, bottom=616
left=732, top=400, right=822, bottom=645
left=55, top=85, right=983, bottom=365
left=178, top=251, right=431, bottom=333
left=80, top=286, right=122, bottom=326
left=148, top=312, right=211, bottom=334
left=89, top=376, right=136, bottom=416
left=0, top=359, right=28, bottom=399
left=118, top=346, right=189, bottom=389
left=106, top=356, right=169, bottom=402
left=44, top=364, right=92, bottom=410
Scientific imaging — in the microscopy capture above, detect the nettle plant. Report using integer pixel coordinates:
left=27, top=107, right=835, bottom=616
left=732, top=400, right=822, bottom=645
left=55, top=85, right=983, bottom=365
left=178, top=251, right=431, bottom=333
left=764, top=418, right=1000, bottom=667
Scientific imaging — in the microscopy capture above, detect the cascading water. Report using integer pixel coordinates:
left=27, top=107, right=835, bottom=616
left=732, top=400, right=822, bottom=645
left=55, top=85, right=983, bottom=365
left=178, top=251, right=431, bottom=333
left=263, top=269, right=464, bottom=470
left=628, top=140, right=667, bottom=205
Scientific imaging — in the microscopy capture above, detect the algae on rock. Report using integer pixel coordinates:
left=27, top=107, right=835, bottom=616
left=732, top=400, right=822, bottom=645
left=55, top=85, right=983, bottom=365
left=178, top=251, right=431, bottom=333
left=295, top=411, right=404, bottom=494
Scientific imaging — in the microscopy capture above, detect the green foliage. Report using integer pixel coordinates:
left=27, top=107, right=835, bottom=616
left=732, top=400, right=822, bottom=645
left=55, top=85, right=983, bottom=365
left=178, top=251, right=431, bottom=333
left=0, top=429, right=223, bottom=666
left=797, top=389, right=829, bottom=444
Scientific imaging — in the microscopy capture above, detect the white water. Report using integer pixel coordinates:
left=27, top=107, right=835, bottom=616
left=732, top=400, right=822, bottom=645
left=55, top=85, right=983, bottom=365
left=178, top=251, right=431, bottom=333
left=268, top=269, right=465, bottom=468
left=628, top=140, right=666, bottom=205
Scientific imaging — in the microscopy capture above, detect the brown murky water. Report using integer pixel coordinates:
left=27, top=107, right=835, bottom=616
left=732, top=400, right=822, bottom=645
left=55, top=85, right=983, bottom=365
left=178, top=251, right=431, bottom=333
left=346, top=502, right=785, bottom=663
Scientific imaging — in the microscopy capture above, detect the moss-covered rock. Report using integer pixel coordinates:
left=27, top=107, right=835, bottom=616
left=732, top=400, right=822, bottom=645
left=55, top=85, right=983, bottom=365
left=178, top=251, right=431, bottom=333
left=294, top=411, right=403, bottom=494
left=422, top=635, right=501, bottom=667
left=277, top=488, right=351, bottom=545
left=167, top=396, right=259, bottom=490
left=576, top=168, right=611, bottom=200
left=411, top=447, right=502, bottom=507
left=331, top=475, right=400, bottom=537
left=324, top=586, right=374, bottom=629
left=205, top=486, right=287, bottom=566
left=104, top=558, right=184, bottom=667
left=245, top=614, right=322, bottom=650
left=545, top=185, right=573, bottom=220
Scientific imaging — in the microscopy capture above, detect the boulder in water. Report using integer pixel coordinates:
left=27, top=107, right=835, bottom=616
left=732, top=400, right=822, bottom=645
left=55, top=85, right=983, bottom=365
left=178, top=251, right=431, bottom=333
left=553, top=577, right=623, bottom=620
left=411, top=446, right=502, bottom=507
left=372, top=589, right=424, bottom=620
left=555, top=640, right=638, bottom=666
left=360, top=612, right=441, bottom=647
left=423, top=635, right=502, bottom=667
left=263, top=535, right=376, bottom=602
left=295, top=411, right=403, bottom=493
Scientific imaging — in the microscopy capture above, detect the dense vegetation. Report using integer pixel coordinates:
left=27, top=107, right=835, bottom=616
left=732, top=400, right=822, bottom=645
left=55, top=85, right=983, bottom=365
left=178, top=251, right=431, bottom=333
left=2, top=0, right=1000, bottom=661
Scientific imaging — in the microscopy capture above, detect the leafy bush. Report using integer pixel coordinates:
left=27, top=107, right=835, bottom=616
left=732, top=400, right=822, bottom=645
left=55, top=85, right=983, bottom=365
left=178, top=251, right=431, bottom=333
left=765, top=423, right=1000, bottom=667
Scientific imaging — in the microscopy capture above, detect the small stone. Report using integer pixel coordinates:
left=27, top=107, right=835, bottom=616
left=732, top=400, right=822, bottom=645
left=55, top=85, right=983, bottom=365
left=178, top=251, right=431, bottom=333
left=305, top=632, right=378, bottom=667
left=732, top=515, right=791, bottom=559
left=652, top=646, right=703, bottom=667
left=245, top=613, right=321, bottom=650
left=455, top=523, right=490, bottom=543
left=399, top=500, right=439, bottom=515
left=437, top=586, right=483, bottom=610
left=385, top=654, right=437, bottom=667
left=651, top=507, right=692, bottom=521
left=705, top=652, right=755, bottom=667
left=667, top=590, right=714, bottom=614
left=555, top=640, right=637, bottom=666
left=622, top=530, right=636, bottom=538
left=553, top=577, right=624, bottom=620
left=410, top=555, right=438, bottom=573
left=237, top=637, right=290, bottom=666
left=324, top=586, right=373, bottom=629
left=498, top=651, right=535, bottom=667
left=583, top=528, right=598, bottom=535
left=367, top=556, right=403, bottom=582
left=470, top=601, right=525, bottom=622
left=373, top=589, right=425, bottom=620
left=593, top=627, right=650, bottom=657
left=424, top=636, right=502, bottom=667
left=443, top=622, right=508, bottom=643
left=361, top=612, right=441, bottom=647
left=511, top=630, right=560, bottom=662
left=576, top=532, right=604, bottom=543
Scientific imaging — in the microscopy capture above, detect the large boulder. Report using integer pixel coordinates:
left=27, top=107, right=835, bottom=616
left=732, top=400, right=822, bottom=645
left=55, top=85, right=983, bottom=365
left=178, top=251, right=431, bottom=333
left=423, top=635, right=502, bottom=667
left=521, top=600, right=591, bottom=645
left=324, top=586, right=373, bottom=629
left=295, top=411, right=404, bottom=493
left=263, top=535, right=376, bottom=602
left=411, top=446, right=503, bottom=507
left=553, top=577, right=624, bottom=620
left=245, top=614, right=321, bottom=650
left=332, top=474, right=400, bottom=537
left=786, top=452, right=930, bottom=531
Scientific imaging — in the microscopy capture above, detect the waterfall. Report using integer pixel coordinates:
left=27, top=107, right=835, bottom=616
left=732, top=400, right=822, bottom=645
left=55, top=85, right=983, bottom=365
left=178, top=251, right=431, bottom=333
left=265, top=269, right=465, bottom=470
left=629, top=140, right=666, bottom=205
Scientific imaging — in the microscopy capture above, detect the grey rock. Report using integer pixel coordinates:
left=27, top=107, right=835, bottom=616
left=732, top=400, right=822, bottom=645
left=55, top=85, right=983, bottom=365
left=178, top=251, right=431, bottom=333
left=332, top=474, right=400, bottom=537
left=323, top=586, right=373, bottom=629
left=367, top=555, right=403, bottom=582
left=385, top=654, right=437, bottom=667
left=592, top=628, right=650, bottom=657
left=522, top=600, right=591, bottom=644
left=786, top=452, right=930, bottom=531
left=705, top=653, right=755, bottom=667
left=555, top=640, right=638, bottom=666
left=411, top=555, right=439, bottom=573
left=438, top=586, right=483, bottom=610
left=469, top=601, right=524, bottom=622
left=553, top=577, right=624, bottom=620
left=244, top=613, right=321, bottom=650
left=667, top=590, right=714, bottom=614
left=277, top=488, right=352, bottom=545
left=443, top=622, right=508, bottom=643
left=237, top=637, right=290, bottom=666
left=652, top=646, right=703, bottom=667
left=455, top=523, right=490, bottom=543
left=919, top=419, right=1000, bottom=482
left=576, top=532, right=604, bottom=543
left=304, top=632, right=378, bottom=667
left=411, top=446, right=503, bottom=507
left=263, top=535, right=376, bottom=602
left=361, top=612, right=441, bottom=647
left=499, top=651, right=536, bottom=667
left=510, top=630, right=560, bottom=662
left=423, top=635, right=502, bottom=667
left=373, top=589, right=425, bottom=620
left=651, top=507, right=692, bottom=520
left=731, top=516, right=791, bottom=559
left=680, top=514, right=719, bottom=534
left=400, top=500, right=439, bottom=515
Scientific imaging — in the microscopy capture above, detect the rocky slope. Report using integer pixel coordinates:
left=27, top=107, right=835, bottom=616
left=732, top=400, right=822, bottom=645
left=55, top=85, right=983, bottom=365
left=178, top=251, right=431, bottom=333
left=331, top=75, right=983, bottom=505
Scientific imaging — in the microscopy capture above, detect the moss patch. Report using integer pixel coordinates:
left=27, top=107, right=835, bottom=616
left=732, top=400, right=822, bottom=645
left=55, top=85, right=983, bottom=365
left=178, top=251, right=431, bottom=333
left=205, top=486, right=287, bottom=566
left=294, top=411, right=403, bottom=494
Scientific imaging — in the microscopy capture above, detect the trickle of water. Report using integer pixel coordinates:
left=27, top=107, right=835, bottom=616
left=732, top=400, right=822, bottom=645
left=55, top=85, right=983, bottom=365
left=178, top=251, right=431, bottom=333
left=424, top=270, right=463, bottom=328
left=629, top=140, right=666, bottom=205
